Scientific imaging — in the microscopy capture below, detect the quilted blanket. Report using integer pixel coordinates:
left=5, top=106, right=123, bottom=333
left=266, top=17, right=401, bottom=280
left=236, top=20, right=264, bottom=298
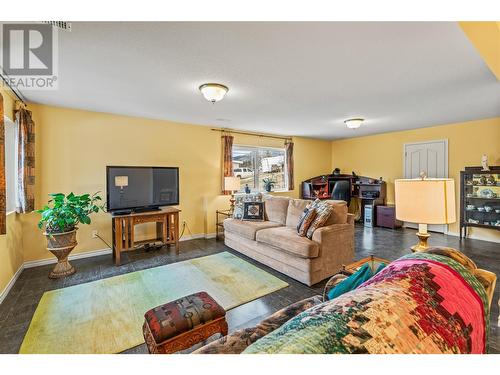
left=244, top=252, right=489, bottom=354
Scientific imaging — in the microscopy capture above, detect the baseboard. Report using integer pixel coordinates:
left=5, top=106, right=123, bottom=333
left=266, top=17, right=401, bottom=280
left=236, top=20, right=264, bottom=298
left=22, top=233, right=219, bottom=269
left=1, top=235, right=218, bottom=304
left=179, top=233, right=205, bottom=241
left=180, top=232, right=217, bottom=241
left=23, top=248, right=113, bottom=269
left=446, top=231, right=500, bottom=244
left=0, top=263, right=24, bottom=305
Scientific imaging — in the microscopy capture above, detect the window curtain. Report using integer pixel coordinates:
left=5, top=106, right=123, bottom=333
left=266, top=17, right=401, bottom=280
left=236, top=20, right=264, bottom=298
left=0, top=93, right=5, bottom=234
left=15, top=107, right=35, bottom=213
left=221, top=134, right=234, bottom=195
left=285, top=140, right=294, bottom=191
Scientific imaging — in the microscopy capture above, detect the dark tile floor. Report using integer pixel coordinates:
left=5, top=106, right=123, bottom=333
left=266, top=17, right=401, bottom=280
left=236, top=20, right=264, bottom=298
left=0, top=225, right=498, bottom=354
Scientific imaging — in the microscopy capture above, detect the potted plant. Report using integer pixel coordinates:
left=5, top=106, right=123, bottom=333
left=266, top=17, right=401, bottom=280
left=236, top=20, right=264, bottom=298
left=262, top=178, right=275, bottom=192
left=36, top=192, right=104, bottom=278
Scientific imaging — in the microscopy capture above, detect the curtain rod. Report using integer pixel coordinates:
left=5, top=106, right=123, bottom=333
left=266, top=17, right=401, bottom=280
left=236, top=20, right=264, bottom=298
left=0, top=71, right=27, bottom=106
left=211, top=128, right=292, bottom=141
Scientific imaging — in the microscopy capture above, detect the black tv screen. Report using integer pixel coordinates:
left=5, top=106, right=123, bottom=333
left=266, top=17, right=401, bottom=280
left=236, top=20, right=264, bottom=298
left=106, top=166, right=179, bottom=211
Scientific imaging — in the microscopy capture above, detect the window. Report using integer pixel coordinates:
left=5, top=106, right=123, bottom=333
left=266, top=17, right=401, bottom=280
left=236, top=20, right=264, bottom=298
left=232, top=145, right=287, bottom=192
left=4, top=116, right=18, bottom=213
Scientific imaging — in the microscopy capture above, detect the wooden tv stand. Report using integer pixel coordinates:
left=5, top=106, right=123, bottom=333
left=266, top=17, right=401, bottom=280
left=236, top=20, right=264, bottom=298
left=111, top=207, right=181, bottom=266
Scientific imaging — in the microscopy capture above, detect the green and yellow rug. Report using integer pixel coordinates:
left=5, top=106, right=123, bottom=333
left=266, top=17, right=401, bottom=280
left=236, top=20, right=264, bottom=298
left=20, top=252, right=288, bottom=354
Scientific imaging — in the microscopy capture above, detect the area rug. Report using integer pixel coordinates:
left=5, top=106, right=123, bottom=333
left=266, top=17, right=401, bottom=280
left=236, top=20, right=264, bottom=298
left=19, top=252, right=288, bottom=354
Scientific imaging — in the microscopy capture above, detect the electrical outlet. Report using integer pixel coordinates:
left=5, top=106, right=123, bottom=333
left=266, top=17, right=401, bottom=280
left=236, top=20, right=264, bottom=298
left=92, top=230, right=98, bottom=238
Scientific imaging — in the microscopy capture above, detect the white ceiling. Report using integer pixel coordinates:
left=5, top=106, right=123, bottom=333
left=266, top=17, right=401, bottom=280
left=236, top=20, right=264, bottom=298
left=14, top=22, right=500, bottom=140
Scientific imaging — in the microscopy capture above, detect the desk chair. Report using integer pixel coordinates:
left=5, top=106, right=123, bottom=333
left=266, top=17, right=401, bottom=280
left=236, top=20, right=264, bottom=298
left=331, top=180, right=351, bottom=207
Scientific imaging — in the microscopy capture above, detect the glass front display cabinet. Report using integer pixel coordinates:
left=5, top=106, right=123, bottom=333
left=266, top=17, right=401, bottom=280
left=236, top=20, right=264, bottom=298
left=460, top=166, right=500, bottom=238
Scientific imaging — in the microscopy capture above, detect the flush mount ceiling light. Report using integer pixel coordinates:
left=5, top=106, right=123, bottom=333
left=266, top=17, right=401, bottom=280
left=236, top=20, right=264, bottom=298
left=344, top=118, right=364, bottom=129
left=199, top=83, right=229, bottom=103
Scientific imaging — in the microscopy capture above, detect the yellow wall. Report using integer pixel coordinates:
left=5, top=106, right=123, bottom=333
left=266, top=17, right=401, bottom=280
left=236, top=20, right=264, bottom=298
left=21, top=104, right=332, bottom=262
left=3, top=93, right=499, bottom=292
left=459, top=22, right=500, bottom=80
left=331, top=117, right=500, bottom=241
left=0, top=88, right=25, bottom=296
left=0, top=213, right=24, bottom=295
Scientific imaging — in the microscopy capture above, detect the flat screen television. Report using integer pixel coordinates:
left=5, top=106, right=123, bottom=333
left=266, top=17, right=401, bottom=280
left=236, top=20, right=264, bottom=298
left=106, top=166, right=179, bottom=212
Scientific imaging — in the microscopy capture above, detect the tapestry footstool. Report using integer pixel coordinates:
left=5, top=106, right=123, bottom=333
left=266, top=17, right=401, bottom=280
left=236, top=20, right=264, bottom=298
left=143, top=291, right=228, bottom=354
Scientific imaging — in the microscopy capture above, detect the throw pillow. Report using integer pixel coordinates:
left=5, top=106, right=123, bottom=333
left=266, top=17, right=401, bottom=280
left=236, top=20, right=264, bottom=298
left=306, top=200, right=333, bottom=239
left=242, top=202, right=265, bottom=221
left=374, top=262, right=387, bottom=274
left=233, top=193, right=263, bottom=219
left=297, top=208, right=317, bottom=237
left=327, top=263, right=373, bottom=301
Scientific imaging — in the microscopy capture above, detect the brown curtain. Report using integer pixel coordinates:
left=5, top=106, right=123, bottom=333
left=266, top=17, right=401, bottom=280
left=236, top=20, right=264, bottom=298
left=15, top=107, right=35, bottom=213
left=0, top=93, right=5, bottom=234
left=221, top=134, right=234, bottom=195
left=285, top=140, right=294, bottom=190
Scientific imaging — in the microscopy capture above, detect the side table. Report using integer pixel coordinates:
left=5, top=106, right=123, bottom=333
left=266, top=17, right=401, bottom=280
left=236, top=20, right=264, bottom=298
left=216, top=209, right=232, bottom=240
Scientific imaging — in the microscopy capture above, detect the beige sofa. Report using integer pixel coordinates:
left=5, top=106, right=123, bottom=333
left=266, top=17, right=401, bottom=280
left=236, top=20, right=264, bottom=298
left=223, top=196, right=354, bottom=286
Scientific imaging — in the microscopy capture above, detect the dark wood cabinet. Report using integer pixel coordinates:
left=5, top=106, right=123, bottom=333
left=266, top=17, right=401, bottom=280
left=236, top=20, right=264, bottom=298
left=376, top=205, right=403, bottom=229
left=460, top=166, right=500, bottom=238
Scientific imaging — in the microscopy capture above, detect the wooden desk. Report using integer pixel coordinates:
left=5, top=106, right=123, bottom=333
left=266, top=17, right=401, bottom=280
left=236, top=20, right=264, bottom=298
left=112, top=207, right=181, bottom=266
left=301, top=173, right=386, bottom=227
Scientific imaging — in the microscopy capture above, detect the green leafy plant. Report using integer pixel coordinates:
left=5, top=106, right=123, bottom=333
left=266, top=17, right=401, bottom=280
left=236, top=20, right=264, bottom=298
left=36, top=192, right=104, bottom=234
left=262, top=178, right=276, bottom=192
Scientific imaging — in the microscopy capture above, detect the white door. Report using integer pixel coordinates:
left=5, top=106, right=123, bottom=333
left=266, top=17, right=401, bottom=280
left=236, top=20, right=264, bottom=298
left=404, top=140, right=448, bottom=233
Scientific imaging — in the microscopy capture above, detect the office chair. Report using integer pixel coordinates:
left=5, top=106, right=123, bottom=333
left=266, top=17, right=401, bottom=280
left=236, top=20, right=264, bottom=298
left=331, top=180, right=351, bottom=206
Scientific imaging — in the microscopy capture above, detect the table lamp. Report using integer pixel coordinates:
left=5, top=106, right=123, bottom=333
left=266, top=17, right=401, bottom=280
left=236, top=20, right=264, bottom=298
left=395, top=177, right=456, bottom=252
left=224, top=176, right=241, bottom=213
left=114, top=176, right=129, bottom=190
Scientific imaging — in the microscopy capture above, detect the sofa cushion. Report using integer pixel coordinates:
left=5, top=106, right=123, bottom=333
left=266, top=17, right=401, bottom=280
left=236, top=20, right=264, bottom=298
left=286, top=199, right=310, bottom=228
left=264, top=196, right=290, bottom=225
left=323, top=200, right=348, bottom=225
left=256, top=227, right=319, bottom=259
left=224, top=218, right=281, bottom=240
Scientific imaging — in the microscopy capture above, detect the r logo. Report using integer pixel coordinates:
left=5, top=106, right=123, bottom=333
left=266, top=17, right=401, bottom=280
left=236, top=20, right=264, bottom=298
left=2, top=23, right=53, bottom=76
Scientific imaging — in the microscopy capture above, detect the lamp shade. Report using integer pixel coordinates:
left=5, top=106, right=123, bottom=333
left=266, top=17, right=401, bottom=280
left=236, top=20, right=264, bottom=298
left=394, top=178, right=456, bottom=224
left=114, top=175, right=129, bottom=188
left=224, top=176, right=241, bottom=192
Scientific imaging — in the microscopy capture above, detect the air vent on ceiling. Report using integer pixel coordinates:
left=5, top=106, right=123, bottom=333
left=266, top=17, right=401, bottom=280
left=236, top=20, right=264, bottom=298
left=42, top=21, right=72, bottom=31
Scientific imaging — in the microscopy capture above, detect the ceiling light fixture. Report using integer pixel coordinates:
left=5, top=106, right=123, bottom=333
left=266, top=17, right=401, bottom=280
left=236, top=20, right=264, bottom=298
left=344, top=118, right=364, bottom=129
left=199, top=83, right=229, bottom=103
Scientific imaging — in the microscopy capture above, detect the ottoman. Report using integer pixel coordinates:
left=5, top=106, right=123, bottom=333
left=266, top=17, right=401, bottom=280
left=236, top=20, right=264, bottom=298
left=143, top=291, right=228, bottom=354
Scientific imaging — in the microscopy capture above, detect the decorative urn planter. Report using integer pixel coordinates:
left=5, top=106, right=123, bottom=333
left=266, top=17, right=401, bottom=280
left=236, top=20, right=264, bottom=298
left=44, top=229, right=78, bottom=279
left=37, top=192, right=104, bottom=279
